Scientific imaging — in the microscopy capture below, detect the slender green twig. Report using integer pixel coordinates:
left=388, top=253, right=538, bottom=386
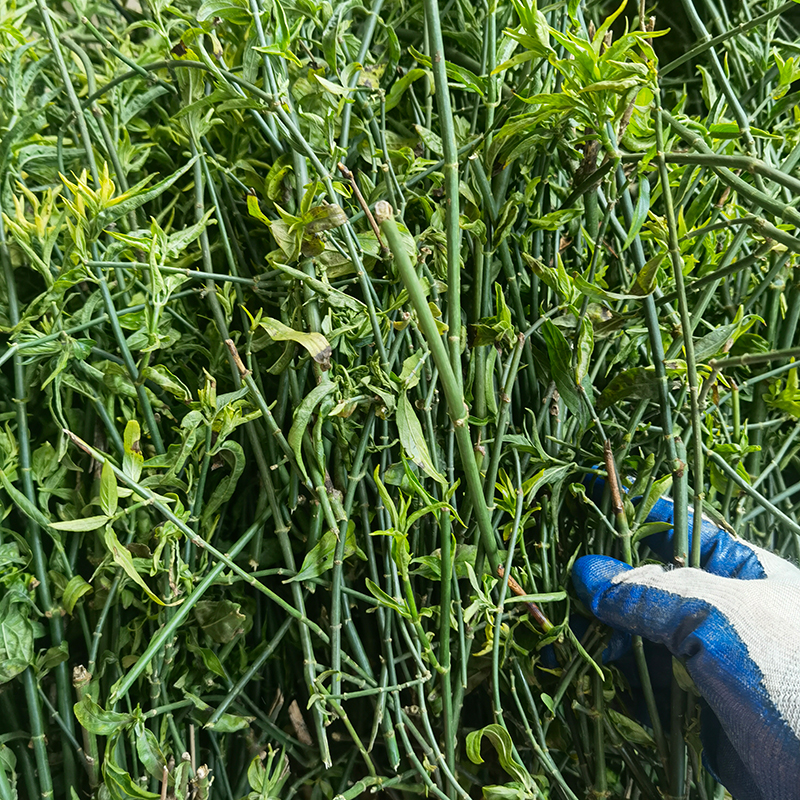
left=655, top=95, right=705, bottom=569
left=422, top=0, right=463, bottom=382
left=377, top=204, right=496, bottom=565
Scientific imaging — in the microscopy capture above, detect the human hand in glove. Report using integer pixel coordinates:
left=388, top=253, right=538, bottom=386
left=572, top=495, right=800, bottom=800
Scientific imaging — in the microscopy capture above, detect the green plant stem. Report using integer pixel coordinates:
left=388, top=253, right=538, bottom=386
left=709, top=345, right=800, bottom=370
left=482, top=334, right=525, bottom=503
left=704, top=444, right=800, bottom=539
left=331, top=411, right=376, bottom=695
left=423, top=0, right=462, bottom=381
left=654, top=96, right=704, bottom=570
left=207, top=617, right=293, bottom=725
left=90, top=261, right=166, bottom=453
left=87, top=260, right=255, bottom=285
left=592, top=668, right=607, bottom=799
left=438, top=434, right=455, bottom=795
left=377, top=204, right=499, bottom=574
left=491, top=453, right=524, bottom=725
left=660, top=110, right=800, bottom=228
left=1, top=199, right=72, bottom=794
left=36, top=0, right=99, bottom=184
left=656, top=242, right=774, bottom=307
left=623, top=151, right=800, bottom=194
left=662, top=1, right=793, bottom=75
left=23, top=668, right=52, bottom=800
left=80, top=16, right=176, bottom=93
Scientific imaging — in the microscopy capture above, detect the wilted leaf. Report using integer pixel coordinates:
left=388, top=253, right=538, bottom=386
left=104, top=526, right=175, bottom=607
left=194, top=599, right=247, bottom=644
left=74, top=695, right=132, bottom=736
left=598, top=367, right=666, bottom=409
left=259, top=317, right=332, bottom=370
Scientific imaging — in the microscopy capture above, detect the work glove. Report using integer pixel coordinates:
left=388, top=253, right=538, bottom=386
left=572, top=495, right=800, bottom=800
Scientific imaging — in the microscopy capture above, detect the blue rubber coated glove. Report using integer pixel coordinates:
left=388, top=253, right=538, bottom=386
left=572, top=496, right=800, bottom=800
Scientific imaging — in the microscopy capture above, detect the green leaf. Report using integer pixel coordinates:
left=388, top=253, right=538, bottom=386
left=636, top=472, right=674, bottom=524
left=36, top=642, right=69, bottom=675
left=259, top=317, right=332, bottom=370
left=523, top=253, right=576, bottom=304
left=465, top=724, right=532, bottom=787
left=521, top=465, right=572, bottom=502
left=575, top=316, right=593, bottom=385
left=50, top=515, right=111, bottom=531
left=0, top=591, right=35, bottom=683
left=397, top=393, right=446, bottom=485
left=313, top=74, right=353, bottom=96
left=100, top=459, right=118, bottom=517
left=408, top=45, right=485, bottom=96
left=74, top=695, right=132, bottom=736
left=197, top=647, right=227, bottom=678
left=633, top=252, right=665, bottom=296
left=201, top=442, right=246, bottom=525
left=631, top=520, right=674, bottom=546
left=0, top=468, right=51, bottom=529
left=598, top=367, right=666, bottom=409
left=182, top=691, right=254, bottom=732
left=709, top=122, right=781, bottom=140
left=372, top=467, right=399, bottom=529
left=608, top=709, right=655, bottom=746
left=492, top=48, right=538, bottom=76
left=104, top=526, right=174, bottom=606
left=247, top=748, right=290, bottom=796
left=273, top=0, right=291, bottom=51
left=288, top=382, right=337, bottom=483
left=97, top=156, right=199, bottom=232
left=528, top=207, right=582, bottom=231
left=623, top=173, right=650, bottom=250
left=364, top=578, right=409, bottom=618
left=194, top=599, right=247, bottom=644
left=473, top=284, right=516, bottom=348
left=140, top=365, right=192, bottom=402
left=62, top=575, right=93, bottom=614
left=405, top=500, right=461, bottom=532
left=397, top=350, right=426, bottom=390
left=104, top=733, right=161, bottom=799
left=197, top=0, right=249, bottom=24
left=385, top=68, right=429, bottom=111
left=134, top=722, right=167, bottom=781
left=288, top=524, right=366, bottom=583
left=573, top=274, right=644, bottom=303
left=122, top=421, right=143, bottom=483
left=247, top=193, right=273, bottom=228
left=694, top=312, right=760, bottom=361
left=541, top=320, right=586, bottom=426
left=414, top=125, right=443, bottom=157
left=302, top=204, right=348, bottom=234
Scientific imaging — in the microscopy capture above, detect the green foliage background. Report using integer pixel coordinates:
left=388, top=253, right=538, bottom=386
left=1, top=0, right=800, bottom=797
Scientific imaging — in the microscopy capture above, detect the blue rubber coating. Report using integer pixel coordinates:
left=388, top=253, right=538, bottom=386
left=572, top=554, right=800, bottom=800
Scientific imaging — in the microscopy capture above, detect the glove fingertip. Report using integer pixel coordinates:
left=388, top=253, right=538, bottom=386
left=572, top=555, right=633, bottom=612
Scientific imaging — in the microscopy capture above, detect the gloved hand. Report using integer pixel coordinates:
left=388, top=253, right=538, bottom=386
left=572, top=495, right=800, bottom=800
